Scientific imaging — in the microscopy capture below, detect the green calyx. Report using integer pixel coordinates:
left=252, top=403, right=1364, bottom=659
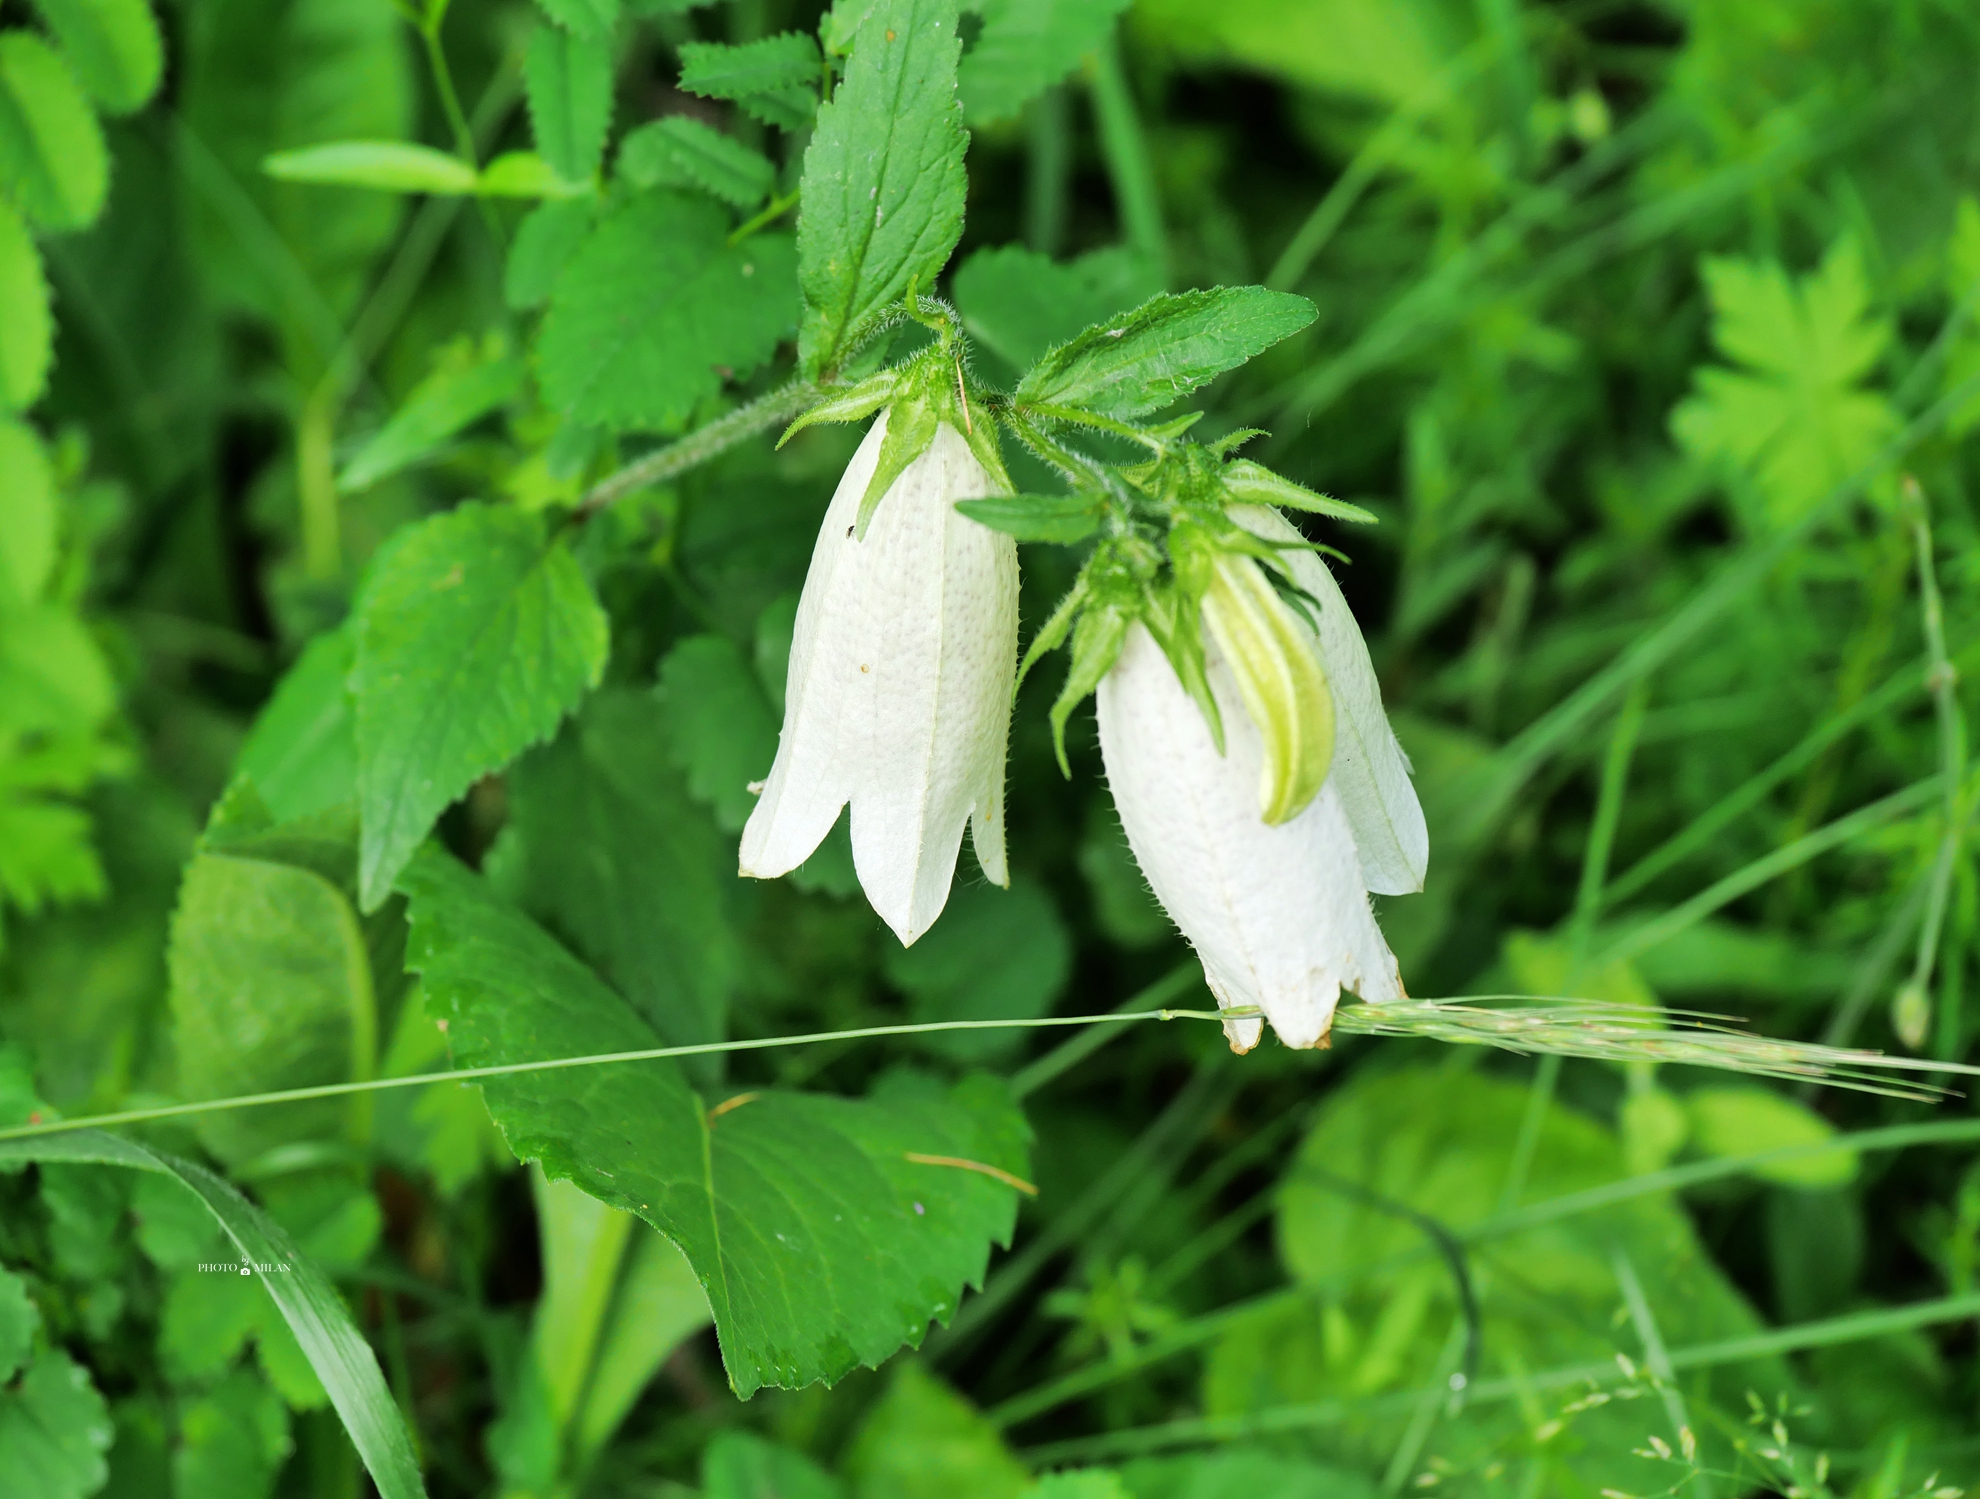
left=1011, top=435, right=1350, bottom=819
left=781, top=291, right=1009, bottom=538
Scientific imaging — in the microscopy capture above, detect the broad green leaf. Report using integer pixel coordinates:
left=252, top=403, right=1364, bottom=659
left=1133, top=0, right=1462, bottom=103
left=882, top=879, right=1071, bottom=1062
left=0, top=31, right=109, bottom=231
left=351, top=503, right=609, bottom=908
left=1671, top=237, right=1897, bottom=528
left=1121, top=1451, right=1380, bottom=1499
left=400, top=850, right=1033, bottom=1397
left=1015, top=286, right=1315, bottom=419
left=0, top=603, right=116, bottom=736
left=618, top=115, right=774, bottom=208
left=1685, top=1086, right=1858, bottom=1188
left=677, top=32, right=819, bottom=129
left=958, top=0, right=1131, bottom=124
left=536, top=0, right=618, bottom=36
left=0, top=797, right=103, bottom=914
left=0, top=1130, right=427, bottom=1499
left=843, top=1362, right=1028, bottom=1499
left=0, top=200, right=52, bottom=410
left=0, top=419, right=56, bottom=604
left=0, top=1347, right=113, bottom=1499
left=338, top=349, right=526, bottom=491
left=955, top=492, right=1103, bottom=544
left=525, top=23, right=612, bottom=185
left=953, top=245, right=1162, bottom=373
left=505, top=196, right=595, bottom=310
left=796, top=0, right=966, bottom=375
left=655, top=634, right=778, bottom=833
left=1029, top=1477, right=1128, bottom=1499
left=489, top=689, right=741, bottom=1055
left=374, top=983, right=511, bottom=1196
left=235, top=628, right=357, bottom=823
left=704, top=1431, right=842, bottom=1499
left=263, top=139, right=478, bottom=194
left=31, top=0, right=164, bottom=114
left=529, top=1169, right=637, bottom=1432
left=167, top=813, right=375, bottom=1165
left=538, top=191, right=797, bottom=432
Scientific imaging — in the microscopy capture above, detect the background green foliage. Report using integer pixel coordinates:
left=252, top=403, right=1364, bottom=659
left=1, top=0, right=1979, bottom=1496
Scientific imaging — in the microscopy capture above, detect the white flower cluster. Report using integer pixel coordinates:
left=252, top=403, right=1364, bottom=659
left=740, top=407, right=1427, bottom=1051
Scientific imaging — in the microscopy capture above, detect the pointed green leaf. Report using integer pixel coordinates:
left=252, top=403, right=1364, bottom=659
left=678, top=33, right=819, bottom=129
left=236, top=628, right=358, bottom=824
left=955, top=492, right=1103, bottom=544
left=0, top=1131, right=427, bottom=1499
left=352, top=504, right=609, bottom=908
left=477, top=150, right=588, bottom=198
left=0, top=197, right=52, bottom=409
left=400, top=850, right=1032, bottom=1398
left=538, top=191, right=797, bottom=432
left=0, top=32, right=109, bottom=231
left=264, top=139, right=479, bottom=195
left=30, top=0, right=163, bottom=115
left=339, top=352, right=526, bottom=492
left=525, top=23, right=613, bottom=184
left=535, top=0, right=618, bottom=37
left=796, top=0, right=966, bottom=375
left=1015, top=286, right=1316, bottom=419
left=619, top=115, right=774, bottom=207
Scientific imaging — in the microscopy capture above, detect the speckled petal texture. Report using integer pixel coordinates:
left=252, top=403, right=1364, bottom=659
left=1096, top=622, right=1405, bottom=1051
left=740, top=411, right=1019, bottom=946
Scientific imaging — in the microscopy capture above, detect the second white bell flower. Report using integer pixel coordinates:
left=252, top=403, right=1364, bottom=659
left=740, top=409, right=1019, bottom=946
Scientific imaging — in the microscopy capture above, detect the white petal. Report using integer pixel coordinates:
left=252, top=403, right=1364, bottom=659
left=740, top=413, right=1018, bottom=946
left=1097, top=623, right=1403, bottom=1050
left=1231, top=504, right=1428, bottom=895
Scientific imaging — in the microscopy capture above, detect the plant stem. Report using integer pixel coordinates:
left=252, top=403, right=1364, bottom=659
left=1086, top=33, right=1166, bottom=282
left=577, top=379, right=819, bottom=514
left=1025, top=86, right=1071, bottom=257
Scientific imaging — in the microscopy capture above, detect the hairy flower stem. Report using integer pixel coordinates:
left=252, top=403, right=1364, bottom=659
left=578, top=378, right=819, bottom=514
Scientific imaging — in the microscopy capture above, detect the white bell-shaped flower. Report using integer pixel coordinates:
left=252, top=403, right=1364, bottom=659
left=740, top=410, right=1018, bottom=945
left=1096, top=507, right=1425, bottom=1051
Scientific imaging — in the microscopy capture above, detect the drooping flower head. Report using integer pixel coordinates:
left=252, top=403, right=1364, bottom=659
left=740, top=304, right=1019, bottom=947
left=981, top=424, right=1426, bottom=1049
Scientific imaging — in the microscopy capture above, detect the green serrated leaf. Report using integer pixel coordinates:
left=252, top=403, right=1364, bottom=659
left=0, top=32, right=109, bottom=232
left=678, top=32, right=819, bottom=128
left=0, top=1131, right=426, bottom=1499
left=618, top=115, right=774, bottom=207
left=536, top=0, right=618, bottom=37
left=399, top=849, right=1032, bottom=1398
left=235, top=628, right=357, bottom=824
left=0, top=602, right=115, bottom=736
left=0, top=419, right=56, bottom=605
left=958, top=0, right=1131, bottom=124
left=0, top=1347, right=113, bottom=1499
left=953, top=244, right=1162, bottom=373
left=538, top=191, right=797, bottom=432
left=263, top=139, right=478, bottom=195
left=505, top=196, right=595, bottom=311
left=525, top=23, right=613, bottom=184
left=654, top=634, right=778, bottom=833
left=1015, top=286, right=1316, bottom=419
left=490, top=689, right=741, bottom=1056
left=796, top=0, right=966, bottom=375
left=0, top=197, right=52, bottom=410
left=352, top=504, right=609, bottom=908
left=339, top=352, right=526, bottom=492
left=954, top=492, right=1103, bottom=544
left=31, top=0, right=163, bottom=115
